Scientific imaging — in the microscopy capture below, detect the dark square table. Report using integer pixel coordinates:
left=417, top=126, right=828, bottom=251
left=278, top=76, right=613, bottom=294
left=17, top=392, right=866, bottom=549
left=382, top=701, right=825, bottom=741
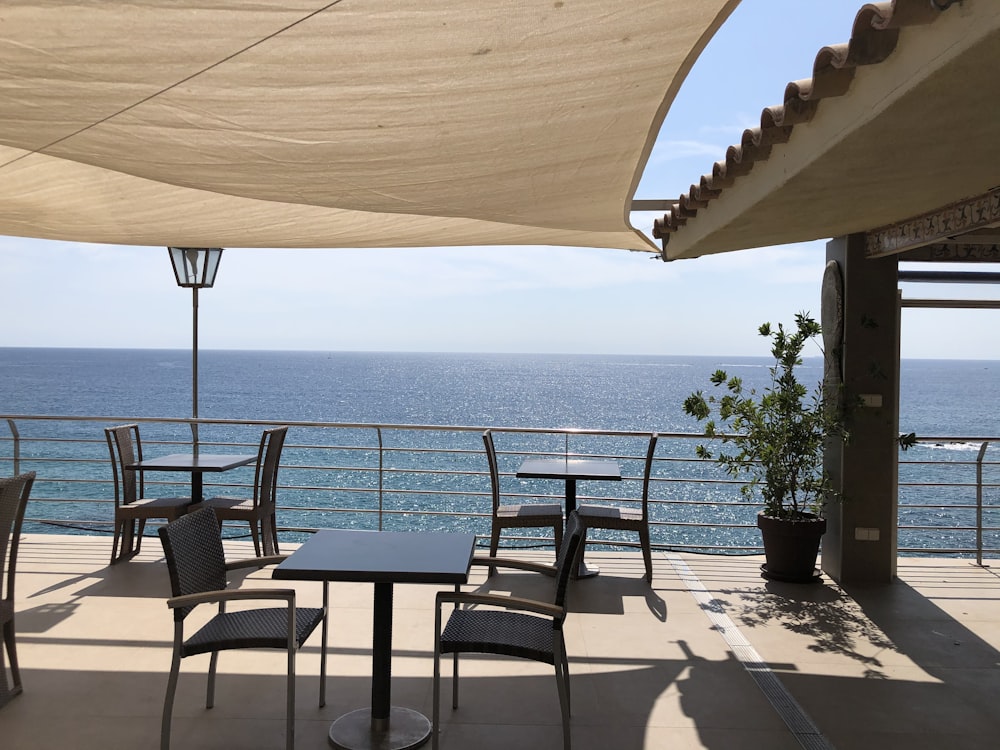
left=273, top=529, right=476, bottom=750
left=127, top=452, right=256, bottom=503
left=517, top=458, right=621, bottom=576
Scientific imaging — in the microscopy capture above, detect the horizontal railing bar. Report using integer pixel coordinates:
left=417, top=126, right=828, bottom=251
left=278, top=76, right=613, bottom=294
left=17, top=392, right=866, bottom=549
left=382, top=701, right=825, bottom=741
left=5, top=415, right=999, bottom=561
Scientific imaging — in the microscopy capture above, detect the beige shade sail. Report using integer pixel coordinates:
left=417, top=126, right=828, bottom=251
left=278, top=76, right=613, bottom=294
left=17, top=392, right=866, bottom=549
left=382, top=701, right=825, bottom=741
left=0, top=0, right=738, bottom=252
left=655, top=0, right=1000, bottom=260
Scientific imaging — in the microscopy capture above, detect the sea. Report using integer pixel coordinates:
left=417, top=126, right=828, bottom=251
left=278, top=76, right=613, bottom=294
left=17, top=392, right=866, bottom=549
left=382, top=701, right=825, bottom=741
left=2, top=348, right=999, bottom=553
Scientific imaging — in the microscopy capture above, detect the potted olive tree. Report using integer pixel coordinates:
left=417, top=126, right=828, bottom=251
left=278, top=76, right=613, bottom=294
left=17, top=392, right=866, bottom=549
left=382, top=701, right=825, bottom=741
left=683, top=313, right=845, bottom=583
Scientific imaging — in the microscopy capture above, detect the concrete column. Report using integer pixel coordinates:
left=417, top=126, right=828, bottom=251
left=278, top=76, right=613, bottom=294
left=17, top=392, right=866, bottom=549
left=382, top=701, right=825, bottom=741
left=822, top=233, right=900, bottom=584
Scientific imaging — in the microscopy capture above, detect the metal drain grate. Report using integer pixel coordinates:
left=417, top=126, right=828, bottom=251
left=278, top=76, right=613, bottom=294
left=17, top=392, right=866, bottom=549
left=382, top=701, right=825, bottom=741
left=667, top=554, right=836, bottom=750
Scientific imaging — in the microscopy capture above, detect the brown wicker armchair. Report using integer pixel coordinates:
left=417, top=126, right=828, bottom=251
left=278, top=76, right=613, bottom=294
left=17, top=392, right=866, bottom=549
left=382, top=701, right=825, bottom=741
left=1, top=472, right=34, bottom=709
left=577, top=434, right=658, bottom=582
left=484, top=430, right=564, bottom=575
left=157, top=508, right=325, bottom=750
left=432, top=511, right=585, bottom=750
left=192, top=426, right=288, bottom=556
left=105, top=424, right=191, bottom=564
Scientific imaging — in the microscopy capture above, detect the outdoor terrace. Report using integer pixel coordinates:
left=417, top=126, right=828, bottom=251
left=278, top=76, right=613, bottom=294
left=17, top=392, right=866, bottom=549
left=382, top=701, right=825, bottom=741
left=2, top=534, right=999, bottom=750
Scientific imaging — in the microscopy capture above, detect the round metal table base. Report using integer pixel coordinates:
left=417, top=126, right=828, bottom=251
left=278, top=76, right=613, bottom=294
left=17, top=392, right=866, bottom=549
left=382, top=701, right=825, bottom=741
left=328, top=707, right=431, bottom=750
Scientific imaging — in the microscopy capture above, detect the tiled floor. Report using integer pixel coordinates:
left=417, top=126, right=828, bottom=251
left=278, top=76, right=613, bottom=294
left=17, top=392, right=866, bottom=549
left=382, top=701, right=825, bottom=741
left=2, top=533, right=999, bottom=749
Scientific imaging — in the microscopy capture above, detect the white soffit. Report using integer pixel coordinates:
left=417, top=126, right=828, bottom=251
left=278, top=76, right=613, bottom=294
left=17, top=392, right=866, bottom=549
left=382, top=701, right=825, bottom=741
left=0, top=1, right=737, bottom=252
left=658, top=0, right=1000, bottom=260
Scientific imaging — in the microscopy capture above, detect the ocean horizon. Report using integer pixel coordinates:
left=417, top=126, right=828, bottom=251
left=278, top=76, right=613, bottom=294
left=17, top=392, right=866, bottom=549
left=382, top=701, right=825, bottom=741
left=3, top=348, right=999, bottom=553
left=4, top=347, right=999, bottom=434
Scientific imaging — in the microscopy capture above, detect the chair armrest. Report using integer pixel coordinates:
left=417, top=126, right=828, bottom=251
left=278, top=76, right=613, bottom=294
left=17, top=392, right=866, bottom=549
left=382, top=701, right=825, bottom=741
left=470, top=556, right=557, bottom=577
left=225, top=554, right=287, bottom=572
left=436, top=590, right=563, bottom=619
left=167, top=588, right=295, bottom=610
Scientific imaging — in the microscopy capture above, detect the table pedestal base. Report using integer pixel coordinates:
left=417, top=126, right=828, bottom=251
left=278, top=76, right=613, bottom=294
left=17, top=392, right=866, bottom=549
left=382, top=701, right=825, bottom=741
left=329, top=706, right=431, bottom=750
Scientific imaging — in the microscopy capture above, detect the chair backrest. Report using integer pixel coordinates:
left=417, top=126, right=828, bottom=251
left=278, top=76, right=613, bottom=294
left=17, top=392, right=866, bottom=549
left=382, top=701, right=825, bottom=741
left=552, top=511, right=585, bottom=622
left=105, top=424, right=142, bottom=506
left=639, top=434, right=659, bottom=519
left=483, top=430, right=501, bottom=513
left=253, top=426, right=289, bottom=509
left=157, top=508, right=228, bottom=621
left=1, top=472, right=35, bottom=609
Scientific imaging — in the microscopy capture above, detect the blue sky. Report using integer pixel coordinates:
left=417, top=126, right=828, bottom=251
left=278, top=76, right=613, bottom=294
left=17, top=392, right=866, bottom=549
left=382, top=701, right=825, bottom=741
left=2, top=0, right=997, bottom=359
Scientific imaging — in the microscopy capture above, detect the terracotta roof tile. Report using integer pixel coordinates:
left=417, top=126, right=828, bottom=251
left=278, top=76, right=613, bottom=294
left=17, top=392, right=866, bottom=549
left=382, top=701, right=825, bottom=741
left=653, top=0, right=953, bottom=251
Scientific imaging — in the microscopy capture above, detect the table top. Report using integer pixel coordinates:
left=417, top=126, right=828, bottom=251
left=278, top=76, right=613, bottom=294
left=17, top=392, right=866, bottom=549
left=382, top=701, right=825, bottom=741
left=272, top=529, right=476, bottom=584
left=516, top=458, right=622, bottom=482
left=127, top=453, right=257, bottom=473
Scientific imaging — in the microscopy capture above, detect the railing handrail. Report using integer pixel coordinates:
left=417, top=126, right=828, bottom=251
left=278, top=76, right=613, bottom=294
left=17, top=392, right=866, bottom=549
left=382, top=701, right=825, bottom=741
left=3, top=414, right=999, bottom=559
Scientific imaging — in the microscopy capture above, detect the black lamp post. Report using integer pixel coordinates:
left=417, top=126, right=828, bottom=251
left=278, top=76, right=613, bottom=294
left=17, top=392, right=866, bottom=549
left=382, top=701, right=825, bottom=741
left=167, top=247, right=223, bottom=453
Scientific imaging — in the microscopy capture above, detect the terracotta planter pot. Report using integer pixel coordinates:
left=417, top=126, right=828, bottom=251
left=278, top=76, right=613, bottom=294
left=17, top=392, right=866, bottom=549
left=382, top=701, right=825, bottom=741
left=756, top=512, right=826, bottom=583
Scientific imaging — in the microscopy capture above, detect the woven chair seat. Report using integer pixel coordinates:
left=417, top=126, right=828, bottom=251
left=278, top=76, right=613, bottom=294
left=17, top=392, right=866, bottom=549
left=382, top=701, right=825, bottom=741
left=577, top=503, right=643, bottom=526
left=497, top=503, right=563, bottom=519
left=194, top=496, right=254, bottom=514
left=121, top=496, right=191, bottom=516
left=440, top=608, right=556, bottom=664
left=182, top=606, right=324, bottom=657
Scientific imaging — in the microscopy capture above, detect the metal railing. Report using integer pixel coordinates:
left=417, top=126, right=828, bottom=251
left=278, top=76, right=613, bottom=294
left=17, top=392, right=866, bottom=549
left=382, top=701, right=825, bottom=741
left=2, top=415, right=998, bottom=559
left=897, top=437, right=1000, bottom=563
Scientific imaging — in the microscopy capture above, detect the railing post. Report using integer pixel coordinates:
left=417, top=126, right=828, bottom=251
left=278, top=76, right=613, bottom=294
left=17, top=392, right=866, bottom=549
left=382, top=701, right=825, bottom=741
left=6, top=419, right=19, bottom=475
left=976, top=441, right=989, bottom=566
left=377, top=427, right=384, bottom=531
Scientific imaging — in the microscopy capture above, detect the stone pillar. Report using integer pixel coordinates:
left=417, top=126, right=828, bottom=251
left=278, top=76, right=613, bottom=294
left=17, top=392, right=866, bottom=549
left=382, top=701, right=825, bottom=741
left=822, top=233, right=900, bottom=584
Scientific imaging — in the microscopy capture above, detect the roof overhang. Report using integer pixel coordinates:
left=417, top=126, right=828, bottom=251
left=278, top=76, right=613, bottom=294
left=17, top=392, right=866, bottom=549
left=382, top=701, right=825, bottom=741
left=0, top=1, right=738, bottom=252
left=655, top=0, right=1000, bottom=261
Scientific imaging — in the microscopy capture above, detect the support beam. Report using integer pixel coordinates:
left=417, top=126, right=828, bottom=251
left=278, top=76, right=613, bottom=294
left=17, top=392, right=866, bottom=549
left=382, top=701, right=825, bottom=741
left=823, top=233, right=900, bottom=584
left=866, top=188, right=1000, bottom=258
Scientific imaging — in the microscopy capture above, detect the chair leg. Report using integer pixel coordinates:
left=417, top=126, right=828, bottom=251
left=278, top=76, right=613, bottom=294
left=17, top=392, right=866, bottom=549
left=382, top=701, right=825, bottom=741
left=135, top=519, right=146, bottom=555
left=452, top=652, right=459, bottom=709
left=432, top=641, right=441, bottom=750
left=207, top=650, right=219, bottom=708
left=575, top=527, right=589, bottom=578
left=267, top=512, right=280, bottom=555
left=553, top=521, right=563, bottom=559
left=560, top=636, right=571, bottom=717
left=248, top=521, right=261, bottom=557
left=554, top=637, right=572, bottom=750
left=488, top=524, right=502, bottom=577
left=319, top=583, right=329, bottom=708
left=162, top=647, right=182, bottom=750
left=286, top=640, right=295, bottom=750
left=4, top=620, right=21, bottom=698
left=110, top=519, right=122, bottom=564
left=122, top=518, right=135, bottom=560
left=639, top=526, right=653, bottom=583
left=1, top=620, right=21, bottom=707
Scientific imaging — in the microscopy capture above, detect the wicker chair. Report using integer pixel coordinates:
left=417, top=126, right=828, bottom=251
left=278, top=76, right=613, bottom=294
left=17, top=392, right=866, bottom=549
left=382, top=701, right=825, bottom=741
left=432, top=511, right=585, bottom=750
left=192, top=426, right=288, bottom=556
left=105, top=424, right=191, bottom=564
left=484, top=430, right=564, bottom=575
left=577, top=434, right=657, bottom=583
left=157, top=508, right=325, bottom=750
left=1, top=472, right=34, bottom=710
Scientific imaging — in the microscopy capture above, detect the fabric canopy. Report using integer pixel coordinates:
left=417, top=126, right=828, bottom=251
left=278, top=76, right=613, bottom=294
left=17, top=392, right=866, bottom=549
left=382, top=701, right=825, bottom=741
left=0, top=1, right=737, bottom=252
